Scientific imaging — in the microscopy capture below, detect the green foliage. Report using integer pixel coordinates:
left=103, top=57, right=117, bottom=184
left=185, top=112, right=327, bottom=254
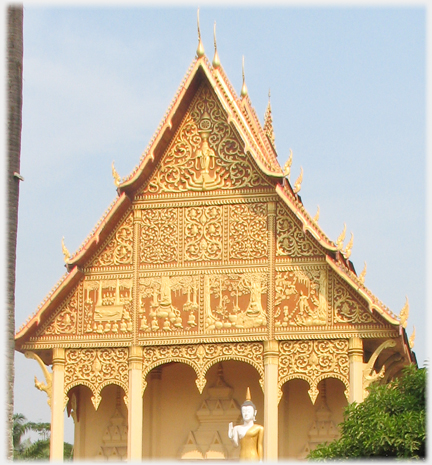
left=13, top=413, right=73, bottom=461
left=308, top=365, right=426, bottom=460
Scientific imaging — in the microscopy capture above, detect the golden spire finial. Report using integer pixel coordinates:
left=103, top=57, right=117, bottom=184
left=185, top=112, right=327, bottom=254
left=409, top=326, right=416, bottom=349
left=313, top=205, right=320, bottom=222
left=62, top=237, right=70, bottom=263
left=336, top=223, right=346, bottom=251
left=399, top=296, right=409, bottom=328
left=264, top=88, right=275, bottom=145
left=241, top=55, right=248, bottom=98
left=196, top=8, right=205, bottom=58
left=212, top=21, right=220, bottom=69
left=344, top=232, right=354, bottom=259
left=283, top=149, right=293, bottom=178
left=293, top=166, right=303, bottom=194
left=245, top=387, right=251, bottom=401
left=359, top=261, right=367, bottom=284
left=112, top=161, right=121, bottom=187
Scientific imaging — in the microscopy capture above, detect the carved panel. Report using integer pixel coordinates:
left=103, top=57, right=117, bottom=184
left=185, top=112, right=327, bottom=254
left=276, top=203, right=321, bottom=258
left=141, top=82, right=271, bottom=194
left=41, top=289, right=79, bottom=337
left=229, top=203, right=267, bottom=260
left=92, top=213, right=133, bottom=267
left=275, top=267, right=328, bottom=328
left=204, top=273, right=267, bottom=331
left=83, top=278, right=133, bottom=336
left=138, top=275, right=200, bottom=333
left=142, top=342, right=264, bottom=394
left=184, top=206, right=223, bottom=262
left=140, top=208, right=178, bottom=264
left=333, top=276, right=375, bottom=324
left=64, top=348, right=129, bottom=410
left=279, top=340, right=349, bottom=404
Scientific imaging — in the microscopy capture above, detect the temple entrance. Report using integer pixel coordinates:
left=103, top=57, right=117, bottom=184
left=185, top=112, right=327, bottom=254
left=142, top=360, right=263, bottom=460
left=71, top=384, right=128, bottom=460
left=278, top=378, right=347, bottom=459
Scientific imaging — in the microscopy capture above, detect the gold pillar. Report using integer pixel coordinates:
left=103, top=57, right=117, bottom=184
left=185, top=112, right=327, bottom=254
left=348, top=337, right=364, bottom=403
left=127, top=345, right=143, bottom=461
left=50, top=348, right=65, bottom=461
left=263, top=339, right=279, bottom=461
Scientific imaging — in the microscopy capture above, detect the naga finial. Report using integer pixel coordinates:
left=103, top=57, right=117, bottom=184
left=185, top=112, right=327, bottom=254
left=61, top=237, right=70, bottom=263
left=196, top=8, right=205, bottom=58
left=112, top=161, right=121, bottom=187
left=293, top=166, right=303, bottom=194
left=399, top=296, right=409, bottom=328
left=336, top=223, right=346, bottom=251
left=313, top=205, right=320, bottom=223
left=212, top=21, right=220, bottom=68
left=283, top=149, right=293, bottom=178
left=409, top=326, right=416, bottom=349
left=344, top=232, right=354, bottom=259
left=359, top=261, right=367, bottom=284
left=241, top=55, right=248, bottom=98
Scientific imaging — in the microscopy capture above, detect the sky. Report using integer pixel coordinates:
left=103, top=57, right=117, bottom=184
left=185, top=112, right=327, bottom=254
left=7, top=3, right=427, bottom=446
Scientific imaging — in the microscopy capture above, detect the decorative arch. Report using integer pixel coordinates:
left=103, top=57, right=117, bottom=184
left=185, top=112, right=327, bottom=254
left=142, top=342, right=264, bottom=395
left=278, top=339, right=349, bottom=404
left=64, top=348, right=129, bottom=410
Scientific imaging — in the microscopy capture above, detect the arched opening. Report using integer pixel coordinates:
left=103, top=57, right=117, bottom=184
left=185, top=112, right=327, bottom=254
left=142, top=359, right=262, bottom=460
left=69, top=383, right=127, bottom=460
left=278, top=377, right=348, bottom=460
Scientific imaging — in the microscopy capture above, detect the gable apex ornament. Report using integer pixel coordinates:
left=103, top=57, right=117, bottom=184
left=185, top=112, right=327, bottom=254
left=241, top=56, right=248, bottom=98
left=112, top=161, right=121, bottom=187
left=196, top=8, right=205, bottom=58
left=212, top=21, right=220, bottom=69
left=263, top=89, right=275, bottom=146
left=344, top=232, right=354, bottom=260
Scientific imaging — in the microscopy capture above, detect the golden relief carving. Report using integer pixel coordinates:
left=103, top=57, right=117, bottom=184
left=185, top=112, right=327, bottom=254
left=142, top=343, right=264, bottom=394
left=204, top=273, right=267, bottom=331
left=333, top=278, right=375, bottom=324
left=142, top=82, right=270, bottom=194
left=184, top=206, right=222, bottom=261
left=83, top=278, right=133, bottom=335
left=140, top=208, right=178, bottom=264
left=275, top=267, right=328, bottom=328
left=138, top=276, right=199, bottom=333
left=64, top=348, right=129, bottom=410
left=276, top=203, right=321, bottom=258
left=278, top=340, right=349, bottom=404
left=229, top=203, right=267, bottom=260
left=92, top=214, right=133, bottom=267
left=43, top=291, right=79, bottom=336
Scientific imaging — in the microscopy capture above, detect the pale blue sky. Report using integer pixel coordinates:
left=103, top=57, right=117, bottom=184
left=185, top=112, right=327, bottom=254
left=12, top=5, right=426, bottom=444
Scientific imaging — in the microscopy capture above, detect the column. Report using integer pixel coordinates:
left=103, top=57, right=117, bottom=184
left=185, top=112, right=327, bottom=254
left=50, top=348, right=65, bottom=461
left=263, top=339, right=279, bottom=461
left=348, top=337, right=364, bottom=403
left=127, top=345, right=143, bottom=461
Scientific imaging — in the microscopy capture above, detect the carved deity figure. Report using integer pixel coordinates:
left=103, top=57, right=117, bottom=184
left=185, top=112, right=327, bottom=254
left=228, top=388, right=264, bottom=461
left=195, top=131, right=215, bottom=175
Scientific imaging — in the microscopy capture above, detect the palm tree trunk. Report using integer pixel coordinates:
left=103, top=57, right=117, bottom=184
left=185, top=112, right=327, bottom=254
left=7, top=5, right=23, bottom=460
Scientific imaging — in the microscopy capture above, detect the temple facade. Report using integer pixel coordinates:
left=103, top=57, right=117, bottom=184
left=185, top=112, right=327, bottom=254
left=15, top=31, right=416, bottom=462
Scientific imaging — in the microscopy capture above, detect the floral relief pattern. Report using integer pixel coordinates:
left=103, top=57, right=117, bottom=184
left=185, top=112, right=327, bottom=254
left=43, top=291, right=79, bottom=336
left=276, top=203, right=320, bottom=257
left=64, top=348, right=129, bottom=410
left=142, top=342, right=264, bottom=394
left=229, top=203, right=268, bottom=260
left=184, top=206, right=223, bottom=261
left=92, top=214, right=133, bottom=267
left=278, top=340, right=349, bottom=404
left=140, top=208, right=178, bottom=264
left=333, top=278, right=375, bottom=324
left=143, top=82, right=270, bottom=193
